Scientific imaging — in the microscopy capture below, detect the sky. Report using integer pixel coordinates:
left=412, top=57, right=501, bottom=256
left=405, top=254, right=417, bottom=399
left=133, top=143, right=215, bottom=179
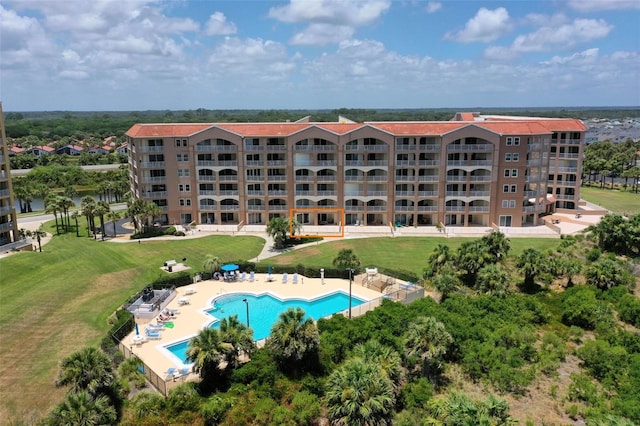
left=1, top=0, right=639, bottom=112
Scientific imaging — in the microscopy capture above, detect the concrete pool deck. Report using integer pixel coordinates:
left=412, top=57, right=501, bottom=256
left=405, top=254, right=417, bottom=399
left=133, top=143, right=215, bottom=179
left=124, top=273, right=386, bottom=387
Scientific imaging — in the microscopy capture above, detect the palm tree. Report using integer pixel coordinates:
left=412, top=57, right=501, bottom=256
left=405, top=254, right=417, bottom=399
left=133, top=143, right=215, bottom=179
left=96, top=201, right=110, bottom=240
left=45, top=195, right=61, bottom=235
left=266, top=216, right=290, bottom=249
left=70, top=210, right=81, bottom=237
left=145, top=202, right=162, bottom=232
left=432, top=267, right=460, bottom=300
left=516, top=248, right=546, bottom=290
left=203, top=255, right=222, bottom=276
left=58, top=196, right=75, bottom=231
left=404, top=316, right=453, bottom=378
left=585, top=258, right=633, bottom=290
left=352, top=340, right=404, bottom=397
left=325, top=357, right=395, bottom=426
left=55, top=347, right=116, bottom=396
left=455, top=240, right=493, bottom=287
left=107, top=210, right=121, bottom=238
left=266, top=307, right=320, bottom=369
left=32, top=227, right=47, bottom=252
left=126, top=198, right=148, bottom=233
left=81, top=196, right=97, bottom=238
left=476, top=264, right=511, bottom=297
left=423, top=243, right=452, bottom=278
left=560, top=258, right=582, bottom=287
left=481, top=230, right=511, bottom=263
left=186, top=328, right=232, bottom=385
left=49, top=391, right=117, bottom=426
left=332, top=248, right=361, bottom=271
left=219, top=315, right=255, bottom=369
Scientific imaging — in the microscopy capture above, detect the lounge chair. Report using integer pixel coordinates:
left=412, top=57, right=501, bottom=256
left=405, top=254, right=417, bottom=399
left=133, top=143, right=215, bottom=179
left=238, top=272, right=246, bottom=281
left=165, top=367, right=177, bottom=380
left=178, top=366, right=190, bottom=376
left=178, top=297, right=190, bottom=306
left=147, top=323, right=164, bottom=330
left=165, top=308, right=180, bottom=315
left=183, top=287, right=196, bottom=295
left=249, top=271, right=255, bottom=282
left=282, top=273, right=288, bottom=284
left=292, top=273, right=298, bottom=284
left=144, top=330, right=161, bottom=340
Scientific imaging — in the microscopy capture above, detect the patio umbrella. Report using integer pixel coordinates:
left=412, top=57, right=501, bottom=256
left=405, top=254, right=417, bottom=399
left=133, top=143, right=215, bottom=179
left=221, top=264, right=239, bottom=272
left=135, top=322, right=139, bottom=336
left=268, top=266, right=272, bottom=275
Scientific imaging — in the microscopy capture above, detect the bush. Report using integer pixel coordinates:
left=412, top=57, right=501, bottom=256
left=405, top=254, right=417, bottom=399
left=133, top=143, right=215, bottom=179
left=164, top=226, right=176, bottom=235
left=561, top=286, right=600, bottom=329
left=587, top=248, right=602, bottom=262
left=618, top=294, right=640, bottom=328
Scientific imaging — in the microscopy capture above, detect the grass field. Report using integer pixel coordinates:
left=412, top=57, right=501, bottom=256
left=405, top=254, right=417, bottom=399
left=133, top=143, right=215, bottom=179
left=0, top=224, right=561, bottom=422
left=265, top=236, right=560, bottom=275
left=580, top=186, right=640, bottom=214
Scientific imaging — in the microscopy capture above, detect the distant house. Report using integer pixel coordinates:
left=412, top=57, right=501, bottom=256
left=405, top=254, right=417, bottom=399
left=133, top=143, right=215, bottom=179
left=26, top=146, right=55, bottom=157
left=115, top=143, right=128, bottom=155
left=7, top=146, right=25, bottom=156
left=55, top=145, right=83, bottom=155
left=87, top=145, right=111, bottom=154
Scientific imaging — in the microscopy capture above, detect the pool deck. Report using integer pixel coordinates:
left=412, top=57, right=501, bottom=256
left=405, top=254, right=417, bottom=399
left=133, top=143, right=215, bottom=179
left=125, top=273, right=385, bottom=386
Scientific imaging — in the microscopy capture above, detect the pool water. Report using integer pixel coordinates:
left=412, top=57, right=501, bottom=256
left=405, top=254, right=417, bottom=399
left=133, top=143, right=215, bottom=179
left=166, top=291, right=364, bottom=364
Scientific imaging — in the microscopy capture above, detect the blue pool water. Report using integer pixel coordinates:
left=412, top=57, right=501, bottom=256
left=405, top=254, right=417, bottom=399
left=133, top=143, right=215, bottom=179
left=166, top=291, right=364, bottom=364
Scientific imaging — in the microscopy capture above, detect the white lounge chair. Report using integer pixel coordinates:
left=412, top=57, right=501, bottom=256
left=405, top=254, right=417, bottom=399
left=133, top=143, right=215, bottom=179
left=165, top=367, right=177, bottom=380
left=282, top=273, right=288, bottom=284
left=183, top=287, right=196, bottom=295
left=292, top=273, right=299, bottom=284
left=238, top=272, right=247, bottom=281
left=178, top=297, right=190, bottom=306
left=249, top=271, right=255, bottom=282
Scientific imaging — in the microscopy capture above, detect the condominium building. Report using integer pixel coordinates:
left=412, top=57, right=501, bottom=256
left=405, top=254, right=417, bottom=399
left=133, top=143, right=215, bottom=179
left=125, top=112, right=585, bottom=229
left=0, top=102, right=20, bottom=247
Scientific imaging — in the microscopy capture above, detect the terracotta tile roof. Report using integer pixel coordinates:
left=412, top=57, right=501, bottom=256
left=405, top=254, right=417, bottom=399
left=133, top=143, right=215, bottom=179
left=9, top=146, right=25, bottom=153
left=125, top=116, right=585, bottom=138
left=126, top=124, right=213, bottom=137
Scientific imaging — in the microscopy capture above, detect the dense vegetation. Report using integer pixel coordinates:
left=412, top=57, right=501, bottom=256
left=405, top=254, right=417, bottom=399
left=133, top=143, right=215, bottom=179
left=583, top=139, right=640, bottom=192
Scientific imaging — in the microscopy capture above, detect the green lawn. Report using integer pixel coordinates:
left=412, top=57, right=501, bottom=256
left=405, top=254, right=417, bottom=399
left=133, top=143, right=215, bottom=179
left=580, top=186, right=640, bottom=214
left=265, top=236, right=560, bottom=276
left=0, top=224, right=561, bottom=421
left=0, top=225, right=264, bottom=421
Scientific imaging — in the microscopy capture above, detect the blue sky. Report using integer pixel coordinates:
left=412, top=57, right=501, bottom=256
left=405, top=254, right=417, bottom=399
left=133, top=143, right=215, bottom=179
left=1, top=0, right=639, bottom=111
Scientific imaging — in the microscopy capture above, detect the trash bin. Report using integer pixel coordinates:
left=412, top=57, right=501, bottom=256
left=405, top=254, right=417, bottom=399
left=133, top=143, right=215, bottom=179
left=168, top=266, right=173, bottom=272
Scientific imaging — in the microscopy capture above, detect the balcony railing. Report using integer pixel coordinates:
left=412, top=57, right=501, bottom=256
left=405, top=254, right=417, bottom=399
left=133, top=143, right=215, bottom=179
left=146, top=191, right=168, bottom=198
left=199, top=205, right=217, bottom=211
left=218, top=190, right=239, bottom=196
left=523, top=205, right=537, bottom=213
left=267, top=175, right=287, bottom=181
left=468, top=206, right=489, bottom=212
left=345, top=205, right=365, bottom=211
left=557, top=153, right=580, bottom=159
left=366, top=206, right=387, bottom=211
left=470, top=176, right=491, bottom=181
left=197, top=160, right=215, bottom=167
left=446, top=191, right=466, bottom=197
left=294, top=145, right=336, bottom=151
left=140, top=146, right=164, bottom=152
left=366, top=175, right=388, bottom=181
left=295, top=175, right=313, bottom=181
left=245, top=160, right=262, bottom=166
left=267, top=160, right=286, bottom=166
left=246, top=190, right=265, bottom=196
left=445, top=206, right=465, bottom=212
left=316, top=160, right=337, bottom=167
left=141, top=161, right=166, bottom=168
left=557, top=138, right=581, bottom=145
left=197, top=175, right=216, bottom=181
left=395, top=191, right=415, bottom=196
left=345, top=175, right=365, bottom=181
left=418, top=160, right=439, bottom=166
left=244, top=145, right=264, bottom=151
left=218, top=175, right=239, bottom=181
left=246, top=176, right=264, bottom=181
left=345, top=145, right=388, bottom=151
left=448, top=144, right=493, bottom=152
left=141, top=176, right=166, bottom=183
left=317, top=190, right=337, bottom=196
left=247, top=205, right=265, bottom=211
left=469, top=191, right=490, bottom=197
left=417, top=206, right=437, bottom=212
left=418, top=191, right=438, bottom=197
left=394, top=176, right=415, bottom=182
left=317, top=175, right=337, bottom=181
left=198, top=190, right=216, bottom=196
left=220, top=205, right=240, bottom=210
left=367, top=191, right=387, bottom=197
left=394, top=205, right=415, bottom=211
left=267, top=205, right=288, bottom=211
left=417, top=144, right=441, bottom=151
left=555, top=167, right=578, bottom=173
left=218, top=161, right=238, bottom=167
left=418, top=176, right=438, bottom=182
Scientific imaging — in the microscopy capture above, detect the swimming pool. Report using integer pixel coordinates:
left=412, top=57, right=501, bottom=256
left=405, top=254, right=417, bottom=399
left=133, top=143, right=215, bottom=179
left=165, top=291, right=365, bottom=364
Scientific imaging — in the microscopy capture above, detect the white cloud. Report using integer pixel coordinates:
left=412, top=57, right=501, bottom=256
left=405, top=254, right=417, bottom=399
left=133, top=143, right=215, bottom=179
left=487, top=18, right=614, bottom=57
left=290, top=24, right=355, bottom=45
left=542, top=48, right=600, bottom=65
left=425, top=2, right=442, bottom=14
left=567, top=0, right=640, bottom=12
left=269, top=0, right=391, bottom=26
left=205, top=11, right=237, bottom=35
left=269, top=0, right=391, bottom=46
left=445, top=7, right=512, bottom=43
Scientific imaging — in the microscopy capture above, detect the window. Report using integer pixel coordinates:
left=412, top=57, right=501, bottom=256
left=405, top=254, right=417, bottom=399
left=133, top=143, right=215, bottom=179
left=178, top=169, right=190, bottom=177
left=510, top=185, right=517, bottom=193
left=504, top=169, right=510, bottom=177
left=178, top=184, right=190, bottom=192
left=503, top=185, right=509, bottom=193
left=506, top=137, right=513, bottom=146
left=179, top=199, right=192, bottom=207
left=499, top=215, right=512, bottom=227
left=512, top=153, right=519, bottom=161
left=176, top=139, right=187, bottom=147
left=511, top=169, right=518, bottom=177
left=177, top=154, right=189, bottom=162
left=183, top=140, right=188, bottom=147
left=502, top=200, right=509, bottom=208
left=505, top=153, right=511, bottom=162
left=509, top=200, right=516, bottom=208
left=514, top=137, right=520, bottom=146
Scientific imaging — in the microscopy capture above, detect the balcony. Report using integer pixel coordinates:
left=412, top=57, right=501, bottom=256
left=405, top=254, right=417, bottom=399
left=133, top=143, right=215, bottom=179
left=296, top=175, right=314, bottom=181
left=470, top=160, right=492, bottom=166
left=395, top=145, right=415, bottom=151
left=267, top=175, right=287, bottom=181
left=346, top=144, right=388, bottom=151
left=246, top=175, right=264, bottom=181
left=557, top=138, right=581, bottom=145
left=555, top=181, right=579, bottom=187
left=244, top=145, right=264, bottom=151
left=197, top=175, right=216, bottom=181
left=295, top=190, right=314, bottom=196
left=448, top=144, right=492, bottom=152
left=0, top=189, right=10, bottom=197
left=146, top=191, right=168, bottom=198
left=294, top=145, right=336, bottom=151
left=218, top=190, right=239, bottom=196
left=345, top=191, right=365, bottom=197
left=445, top=206, right=465, bottom=212
left=141, top=176, right=166, bottom=183
left=316, top=160, right=337, bottom=167
left=218, top=161, right=238, bottom=167
left=418, top=176, right=439, bottom=182
left=417, top=144, right=441, bottom=151
left=394, top=176, right=415, bottom=182
left=199, top=205, right=217, bottom=211
left=247, top=205, right=265, bottom=211
left=317, top=175, right=337, bottom=181
left=523, top=205, right=537, bottom=213
left=269, top=190, right=287, bottom=196
left=446, top=175, right=466, bottom=182
left=525, top=175, right=542, bottom=183
left=245, top=160, right=262, bottom=166
left=218, top=175, right=239, bottom=181
left=317, top=190, right=337, bottom=196
left=367, top=205, right=387, bottom=211
left=0, top=206, right=15, bottom=215
left=557, top=153, right=580, bottom=159
left=367, top=175, right=388, bottom=181
left=197, top=160, right=215, bottom=167
left=0, top=222, right=15, bottom=232
left=198, top=190, right=216, bottom=196
left=345, top=160, right=364, bottom=166
left=469, top=190, right=490, bottom=197
left=220, top=205, right=240, bottom=211
left=395, top=160, right=416, bottom=166
left=265, top=145, right=287, bottom=151
left=246, top=190, right=265, bottom=196
left=367, top=160, right=388, bottom=167
left=394, top=206, right=415, bottom=211
left=555, top=167, right=578, bottom=173
left=417, top=206, right=438, bottom=212
left=468, top=206, right=489, bottom=212
left=345, top=205, right=365, bottom=211
left=141, top=161, right=166, bottom=168
left=526, top=159, right=543, bottom=167
left=141, top=146, right=164, bottom=152
left=345, top=175, right=365, bottom=181
left=556, top=194, right=576, bottom=200
left=367, top=191, right=387, bottom=197
left=267, top=160, right=286, bottom=166
left=395, top=191, right=415, bottom=196
left=418, top=160, right=439, bottom=166
left=446, top=191, right=466, bottom=197
left=267, top=205, right=288, bottom=211
left=418, top=191, right=438, bottom=197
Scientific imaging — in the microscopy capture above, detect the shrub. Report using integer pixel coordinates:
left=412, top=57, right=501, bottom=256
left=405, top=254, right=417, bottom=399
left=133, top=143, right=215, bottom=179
left=561, top=286, right=600, bottom=329
left=587, top=248, right=602, bottom=262
left=164, top=226, right=176, bottom=235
